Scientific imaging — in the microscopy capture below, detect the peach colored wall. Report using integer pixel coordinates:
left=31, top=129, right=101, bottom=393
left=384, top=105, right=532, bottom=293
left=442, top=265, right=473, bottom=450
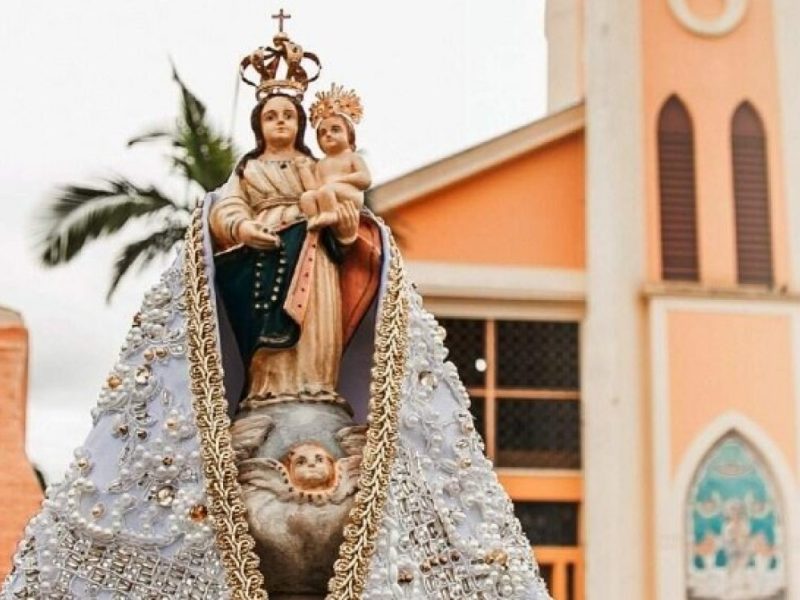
left=643, top=1, right=789, bottom=287
left=387, top=132, right=585, bottom=269
left=687, top=0, right=727, bottom=19
left=667, top=310, right=796, bottom=475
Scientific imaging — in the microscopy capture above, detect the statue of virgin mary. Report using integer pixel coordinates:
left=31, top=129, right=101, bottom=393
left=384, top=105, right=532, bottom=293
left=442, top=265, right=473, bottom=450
left=1, top=20, right=551, bottom=600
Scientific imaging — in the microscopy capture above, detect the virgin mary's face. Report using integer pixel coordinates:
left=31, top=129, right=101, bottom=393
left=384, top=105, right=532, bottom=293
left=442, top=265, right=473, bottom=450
left=260, top=96, right=298, bottom=149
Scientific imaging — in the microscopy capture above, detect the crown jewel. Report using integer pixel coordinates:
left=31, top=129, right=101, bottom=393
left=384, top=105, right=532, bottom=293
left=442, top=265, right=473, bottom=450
left=309, top=84, right=364, bottom=128
left=239, top=10, right=321, bottom=100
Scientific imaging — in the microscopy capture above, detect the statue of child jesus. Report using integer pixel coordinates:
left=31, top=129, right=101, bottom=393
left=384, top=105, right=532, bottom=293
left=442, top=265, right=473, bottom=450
left=297, top=84, right=372, bottom=230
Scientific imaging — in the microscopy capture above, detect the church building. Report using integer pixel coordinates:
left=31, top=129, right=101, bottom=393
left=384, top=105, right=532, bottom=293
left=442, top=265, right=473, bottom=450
left=372, top=1, right=800, bottom=598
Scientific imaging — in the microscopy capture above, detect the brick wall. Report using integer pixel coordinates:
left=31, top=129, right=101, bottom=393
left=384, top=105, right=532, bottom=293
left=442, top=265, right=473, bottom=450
left=0, top=308, right=43, bottom=578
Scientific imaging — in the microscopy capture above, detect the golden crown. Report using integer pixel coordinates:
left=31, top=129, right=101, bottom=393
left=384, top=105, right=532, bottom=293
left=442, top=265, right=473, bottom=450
left=239, top=10, right=321, bottom=100
left=309, top=84, right=364, bottom=128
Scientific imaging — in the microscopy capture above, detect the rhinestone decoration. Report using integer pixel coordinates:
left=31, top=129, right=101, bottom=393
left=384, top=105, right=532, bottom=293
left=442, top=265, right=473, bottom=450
left=3, top=221, right=552, bottom=599
left=360, top=285, right=551, bottom=599
left=2, top=264, right=223, bottom=598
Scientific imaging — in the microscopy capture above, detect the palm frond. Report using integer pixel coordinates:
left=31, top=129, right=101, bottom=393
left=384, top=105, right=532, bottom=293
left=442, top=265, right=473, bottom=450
left=127, top=127, right=172, bottom=147
left=171, top=64, right=207, bottom=136
left=36, top=178, right=188, bottom=266
left=170, top=65, right=237, bottom=192
left=106, top=224, right=187, bottom=301
left=32, top=64, right=235, bottom=303
left=124, top=67, right=236, bottom=193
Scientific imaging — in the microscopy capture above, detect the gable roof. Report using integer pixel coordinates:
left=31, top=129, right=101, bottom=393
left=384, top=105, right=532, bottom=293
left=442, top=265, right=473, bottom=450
left=371, top=102, right=585, bottom=214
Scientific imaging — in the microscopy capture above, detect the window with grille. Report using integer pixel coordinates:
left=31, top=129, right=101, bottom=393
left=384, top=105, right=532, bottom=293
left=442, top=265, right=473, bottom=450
left=438, top=318, right=581, bottom=469
left=658, top=95, right=700, bottom=282
left=497, top=398, right=581, bottom=469
left=516, top=501, right=582, bottom=599
left=438, top=316, right=583, bottom=599
left=732, top=101, right=773, bottom=287
left=515, top=501, right=580, bottom=547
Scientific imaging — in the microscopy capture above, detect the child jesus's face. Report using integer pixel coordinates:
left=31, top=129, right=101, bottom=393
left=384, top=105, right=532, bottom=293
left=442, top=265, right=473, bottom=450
left=317, top=115, right=351, bottom=155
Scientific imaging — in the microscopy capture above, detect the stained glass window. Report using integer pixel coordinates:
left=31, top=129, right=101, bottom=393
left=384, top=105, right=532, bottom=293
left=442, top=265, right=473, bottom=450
left=686, top=435, right=785, bottom=600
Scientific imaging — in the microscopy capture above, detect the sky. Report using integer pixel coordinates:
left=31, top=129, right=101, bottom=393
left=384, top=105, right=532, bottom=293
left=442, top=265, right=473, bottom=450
left=0, top=1, right=548, bottom=481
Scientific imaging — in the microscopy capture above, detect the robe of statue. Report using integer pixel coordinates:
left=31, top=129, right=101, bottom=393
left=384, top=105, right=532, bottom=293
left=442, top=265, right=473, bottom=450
left=1, top=175, right=552, bottom=598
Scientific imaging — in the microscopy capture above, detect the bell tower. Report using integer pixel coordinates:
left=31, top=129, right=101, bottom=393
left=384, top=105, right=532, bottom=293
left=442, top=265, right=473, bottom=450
left=575, top=0, right=800, bottom=598
left=545, top=0, right=584, bottom=111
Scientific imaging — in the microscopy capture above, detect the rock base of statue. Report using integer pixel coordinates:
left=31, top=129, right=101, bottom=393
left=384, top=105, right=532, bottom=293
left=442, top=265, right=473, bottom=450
left=230, top=397, right=366, bottom=596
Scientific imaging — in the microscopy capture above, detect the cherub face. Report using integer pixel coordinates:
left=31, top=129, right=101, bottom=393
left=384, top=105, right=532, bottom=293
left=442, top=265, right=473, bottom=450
left=285, top=442, right=335, bottom=491
left=261, top=96, right=299, bottom=149
left=317, top=115, right=353, bottom=154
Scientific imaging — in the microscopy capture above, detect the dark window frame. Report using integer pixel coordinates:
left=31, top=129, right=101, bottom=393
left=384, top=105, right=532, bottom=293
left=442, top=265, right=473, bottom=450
left=657, top=94, right=701, bottom=282
left=731, top=101, right=774, bottom=287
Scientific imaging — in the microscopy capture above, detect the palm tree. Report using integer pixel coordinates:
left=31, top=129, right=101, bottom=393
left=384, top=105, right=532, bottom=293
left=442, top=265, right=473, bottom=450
left=35, top=66, right=237, bottom=301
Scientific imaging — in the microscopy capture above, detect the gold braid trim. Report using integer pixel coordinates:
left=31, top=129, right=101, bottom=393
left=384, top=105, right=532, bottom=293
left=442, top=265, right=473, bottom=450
left=183, top=201, right=268, bottom=600
left=327, top=231, right=410, bottom=599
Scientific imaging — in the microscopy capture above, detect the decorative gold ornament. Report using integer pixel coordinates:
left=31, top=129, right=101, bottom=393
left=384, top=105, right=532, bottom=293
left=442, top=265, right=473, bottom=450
left=485, top=548, right=510, bottom=567
left=309, top=83, right=364, bottom=128
left=239, top=9, right=321, bottom=100
left=189, top=504, right=208, bottom=522
left=155, top=485, right=176, bottom=507
left=134, top=365, right=152, bottom=385
left=184, top=201, right=267, bottom=599
left=327, top=232, right=409, bottom=600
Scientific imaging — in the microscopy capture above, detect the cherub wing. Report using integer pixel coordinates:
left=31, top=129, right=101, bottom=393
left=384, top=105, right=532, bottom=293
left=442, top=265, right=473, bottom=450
left=329, top=455, right=363, bottom=503
left=335, top=424, right=368, bottom=456
left=236, top=457, right=297, bottom=501
left=230, top=414, right=275, bottom=462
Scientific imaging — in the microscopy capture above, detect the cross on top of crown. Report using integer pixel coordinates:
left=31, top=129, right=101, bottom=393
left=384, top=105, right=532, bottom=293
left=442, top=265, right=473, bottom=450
left=271, top=8, right=291, bottom=33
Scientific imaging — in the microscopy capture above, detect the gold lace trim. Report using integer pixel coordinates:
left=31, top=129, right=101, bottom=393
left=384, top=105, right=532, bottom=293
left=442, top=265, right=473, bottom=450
left=185, top=203, right=408, bottom=599
left=183, top=200, right=267, bottom=600
left=327, top=230, right=410, bottom=599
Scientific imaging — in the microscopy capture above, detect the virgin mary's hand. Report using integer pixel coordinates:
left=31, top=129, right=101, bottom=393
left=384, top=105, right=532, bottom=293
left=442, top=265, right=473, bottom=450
left=293, top=155, right=314, bottom=170
left=332, top=200, right=360, bottom=244
left=238, top=220, right=281, bottom=250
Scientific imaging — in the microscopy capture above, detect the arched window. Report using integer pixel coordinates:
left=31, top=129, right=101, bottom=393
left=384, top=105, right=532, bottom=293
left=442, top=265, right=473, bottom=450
left=732, top=102, right=774, bottom=286
left=658, top=95, right=700, bottom=281
left=686, top=434, right=786, bottom=599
